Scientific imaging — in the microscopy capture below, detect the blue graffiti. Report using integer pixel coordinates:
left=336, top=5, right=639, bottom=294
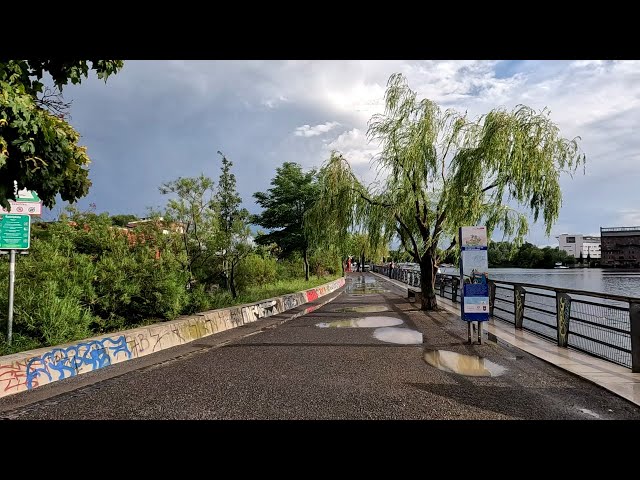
left=26, top=336, right=131, bottom=390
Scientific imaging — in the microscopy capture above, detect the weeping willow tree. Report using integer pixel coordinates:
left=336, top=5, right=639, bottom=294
left=307, top=73, right=585, bottom=310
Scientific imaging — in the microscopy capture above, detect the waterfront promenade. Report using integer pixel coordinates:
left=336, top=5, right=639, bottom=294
left=1, top=272, right=638, bottom=419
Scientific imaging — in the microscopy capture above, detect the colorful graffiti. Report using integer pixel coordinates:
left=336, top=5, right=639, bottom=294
left=25, top=336, right=131, bottom=390
left=306, top=289, right=319, bottom=302
left=0, top=361, right=30, bottom=393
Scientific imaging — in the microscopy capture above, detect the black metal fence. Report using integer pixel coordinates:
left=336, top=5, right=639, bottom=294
left=372, top=264, right=640, bottom=371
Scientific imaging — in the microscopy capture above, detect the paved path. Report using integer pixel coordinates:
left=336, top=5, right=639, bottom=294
left=1, top=272, right=639, bottom=419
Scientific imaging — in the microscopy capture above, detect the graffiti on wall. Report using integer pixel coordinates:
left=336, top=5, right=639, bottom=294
left=25, top=336, right=131, bottom=390
left=306, top=290, right=319, bottom=302
left=242, top=300, right=279, bottom=324
left=283, top=294, right=301, bottom=311
left=0, top=360, right=30, bottom=393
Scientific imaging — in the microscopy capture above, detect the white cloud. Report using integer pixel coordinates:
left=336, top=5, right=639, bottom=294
left=294, top=121, right=341, bottom=137
left=61, top=60, right=640, bottom=244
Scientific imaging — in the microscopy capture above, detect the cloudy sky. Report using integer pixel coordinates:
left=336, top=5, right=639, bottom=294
left=50, top=60, right=640, bottom=246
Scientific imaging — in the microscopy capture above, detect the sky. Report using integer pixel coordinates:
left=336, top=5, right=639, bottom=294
left=47, top=60, right=640, bottom=247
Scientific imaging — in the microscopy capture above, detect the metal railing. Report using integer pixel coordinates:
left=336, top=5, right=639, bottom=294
left=372, top=264, right=640, bottom=371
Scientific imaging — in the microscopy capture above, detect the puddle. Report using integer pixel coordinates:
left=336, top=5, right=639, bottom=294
left=346, top=277, right=389, bottom=295
left=316, top=316, right=403, bottom=328
left=347, top=288, right=389, bottom=295
left=373, top=327, right=423, bottom=344
left=423, top=350, right=506, bottom=377
left=333, top=305, right=389, bottom=313
left=578, top=408, right=600, bottom=419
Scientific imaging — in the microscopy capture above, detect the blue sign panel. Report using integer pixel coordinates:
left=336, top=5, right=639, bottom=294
left=459, top=226, right=489, bottom=322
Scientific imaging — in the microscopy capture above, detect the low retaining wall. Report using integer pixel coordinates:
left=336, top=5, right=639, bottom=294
left=0, top=277, right=345, bottom=399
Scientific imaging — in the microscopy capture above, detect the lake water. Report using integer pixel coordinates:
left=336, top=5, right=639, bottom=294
left=440, top=267, right=640, bottom=298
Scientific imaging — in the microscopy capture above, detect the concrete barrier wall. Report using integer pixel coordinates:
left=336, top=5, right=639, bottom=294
left=0, top=277, right=345, bottom=399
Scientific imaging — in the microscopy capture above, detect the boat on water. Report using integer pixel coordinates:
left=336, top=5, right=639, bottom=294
left=554, top=262, right=569, bottom=269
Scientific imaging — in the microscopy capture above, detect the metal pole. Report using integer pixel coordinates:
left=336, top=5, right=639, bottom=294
left=8, top=249, right=15, bottom=345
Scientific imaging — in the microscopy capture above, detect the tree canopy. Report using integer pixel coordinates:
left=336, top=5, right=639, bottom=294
left=253, top=162, right=319, bottom=280
left=0, top=60, right=124, bottom=210
left=216, top=152, right=252, bottom=297
left=308, top=73, right=585, bottom=309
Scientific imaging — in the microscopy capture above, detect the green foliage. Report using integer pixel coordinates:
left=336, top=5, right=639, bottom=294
left=111, top=214, right=139, bottom=227
left=0, top=60, right=124, bottom=209
left=160, top=174, right=218, bottom=288
left=253, top=162, right=319, bottom=279
left=235, top=253, right=278, bottom=290
left=216, top=152, right=252, bottom=297
left=308, top=249, right=342, bottom=277
left=488, top=241, right=576, bottom=268
left=275, top=254, right=306, bottom=280
left=308, top=73, right=585, bottom=310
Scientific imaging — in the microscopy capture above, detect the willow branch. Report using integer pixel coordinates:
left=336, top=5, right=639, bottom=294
left=396, top=227, right=419, bottom=262
left=394, top=212, right=420, bottom=260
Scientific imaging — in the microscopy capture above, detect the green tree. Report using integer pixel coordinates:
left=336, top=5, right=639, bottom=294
left=587, top=250, right=591, bottom=266
left=253, top=162, right=319, bottom=280
left=0, top=60, right=124, bottom=209
left=159, top=174, right=218, bottom=288
left=216, top=152, right=252, bottom=298
left=488, top=241, right=515, bottom=267
left=308, top=73, right=585, bottom=310
left=579, top=250, right=584, bottom=265
left=110, top=214, right=139, bottom=227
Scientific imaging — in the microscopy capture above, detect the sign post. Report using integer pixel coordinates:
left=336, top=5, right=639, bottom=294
left=459, top=226, right=490, bottom=344
left=7, top=250, right=15, bottom=345
left=1, top=213, right=31, bottom=345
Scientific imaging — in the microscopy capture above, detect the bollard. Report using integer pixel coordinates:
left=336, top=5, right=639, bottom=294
left=514, top=285, right=526, bottom=329
left=630, top=302, right=640, bottom=373
left=556, top=292, right=572, bottom=348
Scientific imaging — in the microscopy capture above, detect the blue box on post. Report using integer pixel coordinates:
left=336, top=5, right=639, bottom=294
left=459, top=226, right=489, bottom=322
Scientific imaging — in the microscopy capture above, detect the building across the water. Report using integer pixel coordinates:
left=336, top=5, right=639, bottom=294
left=600, top=226, right=640, bottom=268
left=556, top=234, right=601, bottom=259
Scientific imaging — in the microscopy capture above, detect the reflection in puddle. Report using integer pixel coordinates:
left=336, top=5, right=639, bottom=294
left=346, top=276, right=389, bottom=295
left=423, top=350, right=506, bottom=377
left=373, top=327, right=423, bottom=344
left=348, top=288, right=389, bottom=295
left=334, top=305, right=389, bottom=313
left=316, top=316, right=403, bottom=328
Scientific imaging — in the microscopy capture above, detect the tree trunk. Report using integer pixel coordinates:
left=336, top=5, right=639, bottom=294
left=303, top=247, right=309, bottom=281
left=419, top=252, right=438, bottom=310
left=229, top=261, right=237, bottom=298
left=360, top=252, right=365, bottom=273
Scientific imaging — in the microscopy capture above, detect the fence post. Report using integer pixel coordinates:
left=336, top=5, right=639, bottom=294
left=556, top=292, right=572, bottom=348
left=439, top=275, right=445, bottom=297
left=488, top=281, right=496, bottom=317
left=630, top=302, right=640, bottom=373
left=514, top=285, right=526, bottom=329
left=452, top=277, right=459, bottom=303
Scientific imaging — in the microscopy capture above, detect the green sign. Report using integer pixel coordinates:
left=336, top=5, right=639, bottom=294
left=0, top=214, right=30, bottom=249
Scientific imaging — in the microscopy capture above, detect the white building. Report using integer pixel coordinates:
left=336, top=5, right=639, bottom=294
left=556, top=234, right=601, bottom=259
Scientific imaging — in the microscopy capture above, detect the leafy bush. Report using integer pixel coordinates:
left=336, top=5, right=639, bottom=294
left=235, top=253, right=277, bottom=291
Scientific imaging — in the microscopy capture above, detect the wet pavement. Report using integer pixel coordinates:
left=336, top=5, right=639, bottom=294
left=1, top=272, right=640, bottom=419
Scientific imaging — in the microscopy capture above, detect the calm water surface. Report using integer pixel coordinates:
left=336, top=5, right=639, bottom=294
left=440, top=267, right=640, bottom=298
